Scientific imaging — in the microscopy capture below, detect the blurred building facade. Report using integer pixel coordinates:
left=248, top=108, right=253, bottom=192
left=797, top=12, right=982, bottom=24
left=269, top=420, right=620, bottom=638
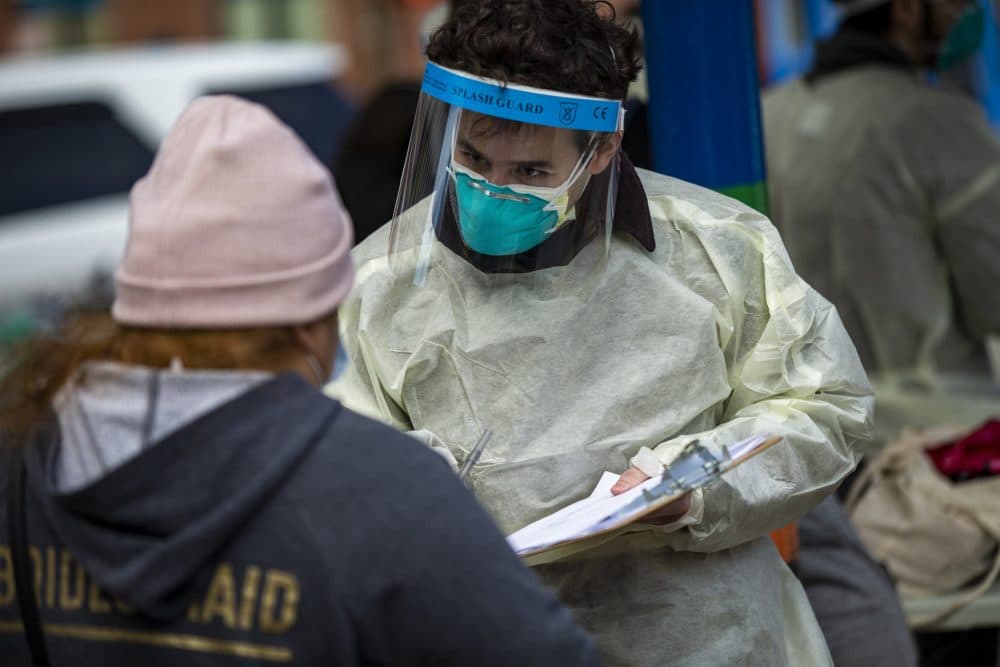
left=2, top=0, right=334, bottom=49
left=1, top=0, right=443, bottom=101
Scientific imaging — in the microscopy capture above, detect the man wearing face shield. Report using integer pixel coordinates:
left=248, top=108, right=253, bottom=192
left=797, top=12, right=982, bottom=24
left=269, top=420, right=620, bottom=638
left=332, top=1, right=874, bottom=664
left=763, top=0, right=1000, bottom=439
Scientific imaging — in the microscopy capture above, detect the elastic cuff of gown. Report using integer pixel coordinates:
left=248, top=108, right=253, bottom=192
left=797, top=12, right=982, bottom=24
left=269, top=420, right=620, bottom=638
left=631, top=446, right=665, bottom=477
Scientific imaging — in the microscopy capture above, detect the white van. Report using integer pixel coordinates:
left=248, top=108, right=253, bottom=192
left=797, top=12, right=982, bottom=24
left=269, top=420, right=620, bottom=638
left=0, top=42, right=350, bottom=317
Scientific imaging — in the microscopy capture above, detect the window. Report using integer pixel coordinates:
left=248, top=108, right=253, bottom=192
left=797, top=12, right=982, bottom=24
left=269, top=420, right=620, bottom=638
left=0, top=101, right=155, bottom=216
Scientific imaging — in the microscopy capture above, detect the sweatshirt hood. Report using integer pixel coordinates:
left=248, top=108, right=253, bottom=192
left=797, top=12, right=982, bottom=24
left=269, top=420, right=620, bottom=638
left=24, top=365, right=339, bottom=620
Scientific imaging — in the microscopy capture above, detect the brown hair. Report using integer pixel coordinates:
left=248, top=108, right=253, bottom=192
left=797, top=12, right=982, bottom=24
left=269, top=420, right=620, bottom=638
left=0, top=311, right=335, bottom=443
left=426, top=0, right=642, bottom=100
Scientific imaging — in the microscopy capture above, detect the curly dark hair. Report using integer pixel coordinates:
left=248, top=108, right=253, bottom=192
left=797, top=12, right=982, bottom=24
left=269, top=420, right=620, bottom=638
left=427, top=0, right=642, bottom=101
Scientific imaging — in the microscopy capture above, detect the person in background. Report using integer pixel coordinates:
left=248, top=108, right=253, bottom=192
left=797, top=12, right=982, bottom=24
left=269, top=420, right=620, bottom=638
left=332, top=0, right=875, bottom=664
left=0, top=95, right=605, bottom=667
left=331, top=0, right=478, bottom=245
left=331, top=81, right=422, bottom=245
left=763, top=1, right=1000, bottom=665
left=763, top=0, right=1000, bottom=389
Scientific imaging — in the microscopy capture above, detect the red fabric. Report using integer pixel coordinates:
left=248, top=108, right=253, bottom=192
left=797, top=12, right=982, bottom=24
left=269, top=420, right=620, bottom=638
left=927, top=420, right=1000, bottom=481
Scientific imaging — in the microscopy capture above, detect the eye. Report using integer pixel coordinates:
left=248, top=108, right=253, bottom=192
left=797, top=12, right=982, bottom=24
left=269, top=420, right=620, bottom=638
left=517, top=166, right=548, bottom=180
left=460, top=149, right=486, bottom=167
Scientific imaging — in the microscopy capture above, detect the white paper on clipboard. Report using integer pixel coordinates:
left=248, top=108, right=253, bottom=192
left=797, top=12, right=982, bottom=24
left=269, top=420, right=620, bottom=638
left=506, top=434, right=778, bottom=557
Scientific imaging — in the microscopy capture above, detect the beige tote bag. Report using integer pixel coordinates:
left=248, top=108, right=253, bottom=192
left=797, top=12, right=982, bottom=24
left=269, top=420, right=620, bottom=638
left=846, top=426, right=1000, bottom=628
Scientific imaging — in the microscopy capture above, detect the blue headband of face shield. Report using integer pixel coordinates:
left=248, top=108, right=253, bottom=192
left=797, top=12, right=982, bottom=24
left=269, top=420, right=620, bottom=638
left=421, top=62, right=624, bottom=256
left=421, top=62, right=625, bottom=133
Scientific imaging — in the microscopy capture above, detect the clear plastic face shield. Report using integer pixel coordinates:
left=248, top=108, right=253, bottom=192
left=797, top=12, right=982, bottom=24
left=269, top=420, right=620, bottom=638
left=389, top=61, right=624, bottom=286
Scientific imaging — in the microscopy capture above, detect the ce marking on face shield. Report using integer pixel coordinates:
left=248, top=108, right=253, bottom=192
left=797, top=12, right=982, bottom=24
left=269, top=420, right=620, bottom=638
left=560, top=103, right=611, bottom=126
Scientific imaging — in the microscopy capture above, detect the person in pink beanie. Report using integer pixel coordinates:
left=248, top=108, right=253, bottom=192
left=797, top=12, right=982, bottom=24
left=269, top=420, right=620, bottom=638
left=0, top=95, right=603, bottom=667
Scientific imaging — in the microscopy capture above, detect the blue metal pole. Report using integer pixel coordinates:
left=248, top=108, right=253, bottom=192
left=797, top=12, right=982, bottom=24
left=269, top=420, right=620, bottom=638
left=640, top=0, right=769, bottom=213
left=980, top=0, right=1000, bottom=127
left=804, top=0, right=839, bottom=41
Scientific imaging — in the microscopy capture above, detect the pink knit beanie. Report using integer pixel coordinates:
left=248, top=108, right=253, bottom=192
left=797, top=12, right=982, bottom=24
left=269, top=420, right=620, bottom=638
left=113, top=95, right=354, bottom=328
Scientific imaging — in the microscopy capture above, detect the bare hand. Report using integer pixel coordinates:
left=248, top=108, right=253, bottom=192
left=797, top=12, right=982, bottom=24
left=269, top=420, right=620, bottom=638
left=611, top=466, right=691, bottom=526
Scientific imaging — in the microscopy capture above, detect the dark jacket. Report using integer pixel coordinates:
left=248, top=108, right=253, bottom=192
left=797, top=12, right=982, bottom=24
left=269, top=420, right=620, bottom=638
left=0, top=373, right=603, bottom=666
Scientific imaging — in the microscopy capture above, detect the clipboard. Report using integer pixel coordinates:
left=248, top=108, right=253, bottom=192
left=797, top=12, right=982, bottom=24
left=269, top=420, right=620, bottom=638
left=506, top=435, right=783, bottom=558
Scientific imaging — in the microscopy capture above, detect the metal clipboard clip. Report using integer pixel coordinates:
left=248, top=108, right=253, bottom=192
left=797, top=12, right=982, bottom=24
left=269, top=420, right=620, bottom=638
left=640, top=439, right=733, bottom=504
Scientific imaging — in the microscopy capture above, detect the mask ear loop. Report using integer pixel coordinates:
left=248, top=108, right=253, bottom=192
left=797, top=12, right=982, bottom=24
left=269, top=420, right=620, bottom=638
left=540, top=132, right=601, bottom=220
left=538, top=132, right=604, bottom=239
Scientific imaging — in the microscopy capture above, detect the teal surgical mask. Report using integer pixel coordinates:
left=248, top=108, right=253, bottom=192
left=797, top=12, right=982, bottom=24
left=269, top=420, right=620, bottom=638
left=450, top=155, right=592, bottom=257
left=936, top=3, right=985, bottom=70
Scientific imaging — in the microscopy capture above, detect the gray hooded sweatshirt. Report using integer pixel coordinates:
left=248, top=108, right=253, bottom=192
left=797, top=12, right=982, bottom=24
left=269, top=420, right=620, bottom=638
left=0, top=362, right=602, bottom=666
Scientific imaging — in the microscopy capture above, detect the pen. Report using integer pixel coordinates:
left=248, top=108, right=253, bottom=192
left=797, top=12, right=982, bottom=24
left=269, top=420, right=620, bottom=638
left=458, top=430, right=493, bottom=482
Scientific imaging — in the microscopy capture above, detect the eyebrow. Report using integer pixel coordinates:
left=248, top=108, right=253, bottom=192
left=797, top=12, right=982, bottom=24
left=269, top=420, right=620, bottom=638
left=457, top=138, right=554, bottom=170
